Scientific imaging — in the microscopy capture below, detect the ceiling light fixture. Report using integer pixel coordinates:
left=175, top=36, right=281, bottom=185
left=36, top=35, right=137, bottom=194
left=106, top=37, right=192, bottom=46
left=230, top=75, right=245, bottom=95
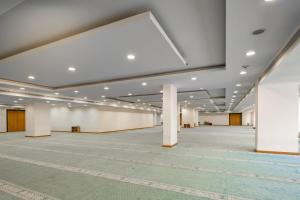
left=160, top=90, right=163, bottom=93
left=137, top=99, right=141, bottom=102
left=28, top=75, right=35, bottom=80
left=191, top=77, right=197, bottom=81
left=14, top=100, right=18, bottom=103
left=18, top=98, right=23, bottom=101
left=127, top=54, right=135, bottom=60
left=74, top=90, right=79, bottom=93
left=240, top=65, right=248, bottom=75
left=19, top=87, right=25, bottom=90
left=101, top=95, right=106, bottom=98
left=189, top=95, right=194, bottom=99
left=142, top=82, right=147, bottom=86
left=234, top=90, right=238, bottom=94
left=246, top=50, right=256, bottom=57
left=46, top=101, right=50, bottom=103
left=128, top=93, right=132, bottom=96
left=104, top=86, right=109, bottom=90
left=68, top=66, right=76, bottom=71
left=236, top=83, right=242, bottom=87
left=54, top=92, right=59, bottom=95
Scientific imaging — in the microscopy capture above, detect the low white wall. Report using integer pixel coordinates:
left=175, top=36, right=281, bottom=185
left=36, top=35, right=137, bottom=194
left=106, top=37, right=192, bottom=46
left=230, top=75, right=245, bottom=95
left=50, top=106, right=154, bottom=132
left=0, top=108, right=6, bottom=132
left=198, top=114, right=229, bottom=126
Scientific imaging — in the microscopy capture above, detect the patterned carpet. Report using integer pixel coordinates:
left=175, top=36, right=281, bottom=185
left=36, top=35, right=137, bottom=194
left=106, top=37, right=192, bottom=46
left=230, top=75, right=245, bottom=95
left=0, top=126, right=299, bottom=200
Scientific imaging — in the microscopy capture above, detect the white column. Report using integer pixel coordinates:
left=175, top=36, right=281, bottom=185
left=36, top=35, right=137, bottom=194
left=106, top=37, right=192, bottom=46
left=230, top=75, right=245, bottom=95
left=177, top=104, right=181, bottom=132
left=182, top=107, right=195, bottom=127
left=193, top=109, right=199, bottom=127
left=256, top=83, right=299, bottom=154
left=25, top=103, right=51, bottom=137
left=162, top=84, right=177, bottom=147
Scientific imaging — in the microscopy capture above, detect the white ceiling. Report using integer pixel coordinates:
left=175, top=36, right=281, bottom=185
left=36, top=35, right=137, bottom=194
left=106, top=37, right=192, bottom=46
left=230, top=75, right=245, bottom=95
left=0, top=0, right=299, bottom=113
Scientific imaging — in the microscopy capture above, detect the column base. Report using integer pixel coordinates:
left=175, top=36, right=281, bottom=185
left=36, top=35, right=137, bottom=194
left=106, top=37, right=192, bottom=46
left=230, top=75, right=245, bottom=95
left=162, top=143, right=178, bottom=148
left=256, top=149, right=299, bottom=156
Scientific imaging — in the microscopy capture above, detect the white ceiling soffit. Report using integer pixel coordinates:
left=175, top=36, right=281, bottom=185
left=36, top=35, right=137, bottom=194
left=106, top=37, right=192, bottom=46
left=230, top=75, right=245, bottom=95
left=0, top=12, right=187, bottom=88
left=260, top=35, right=300, bottom=84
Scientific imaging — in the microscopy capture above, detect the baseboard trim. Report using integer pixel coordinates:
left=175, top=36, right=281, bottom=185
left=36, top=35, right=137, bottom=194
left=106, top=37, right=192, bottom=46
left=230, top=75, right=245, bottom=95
left=25, top=135, right=51, bottom=138
left=256, top=149, right=299, bottom=156
left=52, top=126, right=154, bottom=134
left=162, top=143, right=178, bottom=148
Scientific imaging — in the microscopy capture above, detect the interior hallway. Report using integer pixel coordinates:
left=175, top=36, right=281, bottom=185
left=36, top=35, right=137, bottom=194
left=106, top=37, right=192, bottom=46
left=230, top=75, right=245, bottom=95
left=0, top=126, right=299, bottom=200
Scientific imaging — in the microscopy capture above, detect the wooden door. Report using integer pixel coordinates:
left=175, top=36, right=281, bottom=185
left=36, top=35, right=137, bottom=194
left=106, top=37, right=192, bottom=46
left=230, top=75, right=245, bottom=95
left=229, top=113, right=242, bottom=126
left=7, top=110, right=25, bottom=132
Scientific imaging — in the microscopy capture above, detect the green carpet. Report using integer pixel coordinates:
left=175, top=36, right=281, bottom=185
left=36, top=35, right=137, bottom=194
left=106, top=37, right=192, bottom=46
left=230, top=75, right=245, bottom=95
left=0, top=126, right=299, bottom=200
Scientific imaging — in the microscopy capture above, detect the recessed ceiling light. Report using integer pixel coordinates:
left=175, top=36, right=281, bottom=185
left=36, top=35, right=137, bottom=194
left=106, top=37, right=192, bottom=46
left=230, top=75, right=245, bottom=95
left=137, top=99, right=141, bottom=102
left=160, top=90, right=163, bottom=93
left=54, top=92, right=59, bottom=95
left=246, top=50, right=256, bottom=57
left=18, top=98, right=23, bottom=101
left=68, top=66, right=76, bottom=71
left=189, top=95, right=194, bottom=99
left=236, top=83, right=242, bottom=87
left=264, top=0, right=274, bottom=2
left=28, top=75, right=35, bottom=80
left=46, top=101, right=50, bottom=103
left=234, top=90, right=238, bottom=94
left=101, top=95, right=106, bottom=98
left=13, top=100, right=18, bottom=103
left=19, top=87, right=25, bottom=90
left=104, top=86, right=109, bottom=90
left=74, top=90, right=79, bottom=93
left=191, top=77, right=197, bottom=81
left=141, top=82, right=147, bottom=86
left=127, top=54, right=135, bottom=60
left=232, top=95, right=236, bottom=98
left=200, top=88, right=204, bottom=90
left=128, top=93, right=132, bottom=96
left=83, top=97, right=87, bottom=99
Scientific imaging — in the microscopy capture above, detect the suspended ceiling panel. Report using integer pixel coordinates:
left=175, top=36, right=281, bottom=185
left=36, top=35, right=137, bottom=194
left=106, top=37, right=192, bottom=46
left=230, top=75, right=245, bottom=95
left=0, top=12, right=186, bottom=87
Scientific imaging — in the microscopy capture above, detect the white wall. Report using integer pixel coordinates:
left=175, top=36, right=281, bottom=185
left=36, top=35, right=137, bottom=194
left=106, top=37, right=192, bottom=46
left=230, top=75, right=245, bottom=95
left=50, top=106, right=154, bottom=132
left=242, top=108, right=256, bottom=127
left=299, top=98, right=300, bottom=132
left=198, top=114, right=229, bottom=126
left=0, top=108, right=6, bottom=132
left=182, top=107, right=198, bottom=127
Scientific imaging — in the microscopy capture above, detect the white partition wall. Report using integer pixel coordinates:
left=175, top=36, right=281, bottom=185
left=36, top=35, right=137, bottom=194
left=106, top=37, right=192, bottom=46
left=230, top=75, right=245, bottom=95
left=199, top=114, right=229, bottom=126
left=162, top=84, right=178, bottom=147
left=0, top=108, right=6, bottom=132
left=50, top=106, right=154, bottom=133
left=26, top=103, right=51, bottom=137
left=256, top=83, right=299, bottom=154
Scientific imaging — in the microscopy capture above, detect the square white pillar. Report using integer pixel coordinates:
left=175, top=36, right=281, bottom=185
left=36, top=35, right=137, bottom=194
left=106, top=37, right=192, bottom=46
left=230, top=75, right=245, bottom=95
left=256, top=83, right=299, bottom=154
left=25, top=103, right=51, bottom=137
left=177, top=104, right=181, bottom=132
left=162, top=84, right=177, bottom=147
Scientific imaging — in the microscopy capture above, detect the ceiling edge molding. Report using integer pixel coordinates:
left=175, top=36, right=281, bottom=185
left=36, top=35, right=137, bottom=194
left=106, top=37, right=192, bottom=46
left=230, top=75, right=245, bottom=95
left=55, top=64, right=225, bottom=90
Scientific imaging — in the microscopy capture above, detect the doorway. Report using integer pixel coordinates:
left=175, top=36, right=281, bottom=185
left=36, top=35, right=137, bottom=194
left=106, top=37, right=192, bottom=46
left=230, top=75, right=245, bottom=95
left=7, top=110, right=25, bottom=132
left=229, top=113, right=242, bottom=126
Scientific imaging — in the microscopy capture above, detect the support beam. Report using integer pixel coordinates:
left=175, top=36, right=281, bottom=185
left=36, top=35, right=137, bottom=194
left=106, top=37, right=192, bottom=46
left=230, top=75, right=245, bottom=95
left=256, top=83, right=299, bottom=154
left=162, top=84, right=177, bottom=147
left=25, top=103, right=51, bottom=137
